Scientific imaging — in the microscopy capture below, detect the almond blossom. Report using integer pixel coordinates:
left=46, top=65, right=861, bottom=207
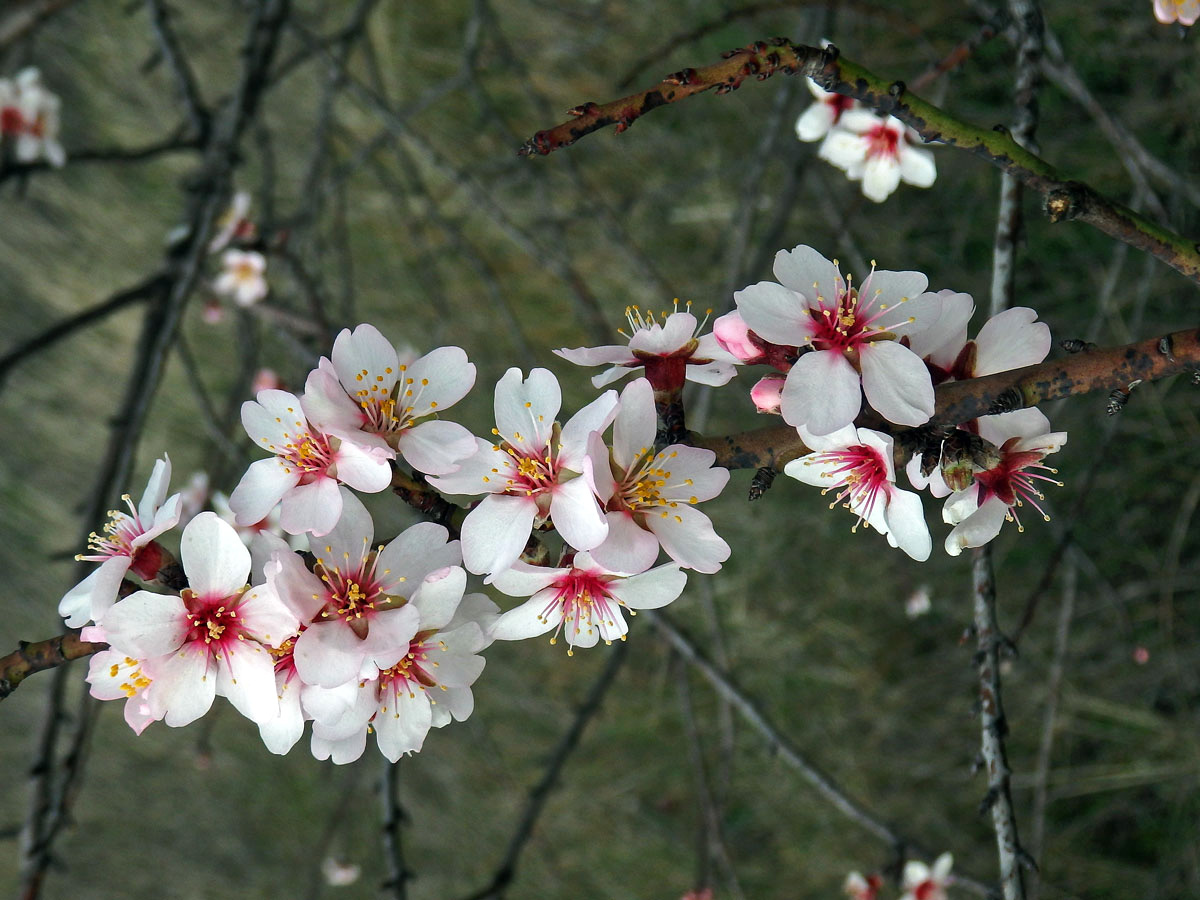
left=819, top=110, right=935, bottom=203
left=230, top=369, right=394, bottom=536
left=900, top=852, right=954, bottom=900
left=555, top=302, right=739, bottom=390
left=102, top=513, right=299, bottom=727
left=59, top=455, right=183, bottom=628
left=585, top=378, right=730, bottom=574
left=794, top=77, right=858, bottom=142
left=322, top=323, right=477, bottom=475
left=943, top=409, right=1066, bottom=556
left=490, top=551, right=686, bottom=654
left=784, top=425, right=932, bottom=561
left=907, top=300, right=1051, bottom=386
left=1154, top=0, right=1199, bottom=24
left=0, top=68, right=65, bottom=167
left=214, top=249, right=269, bottom=307
left=843, top=871, right=883, bottom=900
left=734, top=245, right=940, bottom=436
left=86, top=646, right=160, bottom=735
left=428, top=367, right=618, bottom=579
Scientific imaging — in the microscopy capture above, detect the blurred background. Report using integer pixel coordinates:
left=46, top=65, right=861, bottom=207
left=0, top=1, right=1197, bottom=897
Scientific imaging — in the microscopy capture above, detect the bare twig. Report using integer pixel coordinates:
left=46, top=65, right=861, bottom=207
left=0, top=634, right=104, bottom=702
left=381, top=759, right=410, bottom=900
left=145, top=0, right=210, bottom=140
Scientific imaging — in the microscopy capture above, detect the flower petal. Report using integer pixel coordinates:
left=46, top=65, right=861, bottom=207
left=780, top=350, right=861, bottom=435
left=859, top=341, right=935, bottom=427
left=181, top=513, right=251, bottom=598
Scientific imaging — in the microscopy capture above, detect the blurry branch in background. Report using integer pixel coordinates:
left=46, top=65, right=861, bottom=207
left=460, top=641, right=628, bottom=900
left=381, top=759, right=411, bottom=900
left=519, top=40, right=1200, bottom=285
left=0, top=0, right=76, bottom=50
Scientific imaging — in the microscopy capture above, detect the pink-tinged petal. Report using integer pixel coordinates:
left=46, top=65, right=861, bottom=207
left=977, top=408, right=1051, bottom=446
left=734, top=281, right=814, bottom=346
left=279, top=476, right=342, bottom=537
left=906, top=290, right=974, bottom=365
left=900, top=145, right=937, bottom=188
left=137, top=455, right=173, bottom=522
left=490, top=593, right=562, bottom=641
left=376, top=521, right=460, bottom=591
left=241, top=390, right=305, bottom=447
left=584, top=431, right=618, bottom=504
left=859, top=270, right=934, bottom=332
left=712, top=311, right=761, bottom=362
left=60, top=557, right=130, bottom=628
left=86, top=649, right=146, bottom=701
left=818, top=130, right=866, bottom=175
left=1015, top=431, right=1068, bottom=455
left=972, top=307, right=1051, bottom=375
left=293, top=621, right=367, bottom=688
left=491, top=561, right=568, bottom=598
left=361, top=605, right=421, bottom=670
left=494, top=367, right=559, bottom=453
left=266, top=549, right=327, bottom=621
left=591, top=366, right=635, bottom=388
left=404, top=346, right=476, bottom=413
left=330, top=439, right=393, bottom=492
left=777, top=246, right=851, bottom=306
left=238, top=585, right=300, bottom=647
left=218, top=644, right=280, bottom=724
left=645, top=504, right=730, bottom=573
left=181, top=513, right=250, bottom=598
left=375, top=689, right=433, bottom=760
left=945, top=496, right=1010, bottom=556
left=856, top=428, right=897, bottom=482
left=410, top=566, right=467, bottom=631
left=558, top=390, right=619, bottom=466
left=331, top=323, right=399, bottom=395
left=300, top=362, right=369, bottom=436
left=860, top=341, right=935, bottom=427
left=588, top=511, right=661, bottom=575
left=151, top=647, right=217, bottom=727
left=881, top=490, right=932, bottom=561
left=141, top=493, right=183, bottom=546
left=258, top=674, right=305, bottom=754
left=229, top=457, right=300, bottom=527
left=319, top=489, right=373, bottom=566
left=860, top=154, right=903, bottom=203
left=795, top=102, right=836, bottom=141
left=427, top=437, right=511, bottom=496
left=684, top=361, right=737, bottom=386
left=607, top=562, right=687, bottom=609
left=555, top=344, right=637, bottom=367
left=398, top=420, right=477, bottom=476
left=460, top=494, right=537, bottom=577
left=549, top=476, right=608, bottom=552
left=780, top=350, right=861, bottom=436
left=613, top=378, right=656, bottom=468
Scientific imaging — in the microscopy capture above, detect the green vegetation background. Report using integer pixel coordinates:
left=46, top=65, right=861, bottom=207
left=0, top=1, right=1197, bottom=897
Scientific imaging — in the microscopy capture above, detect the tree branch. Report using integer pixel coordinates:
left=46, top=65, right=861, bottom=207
left=0, top=634, right=106, bottom=701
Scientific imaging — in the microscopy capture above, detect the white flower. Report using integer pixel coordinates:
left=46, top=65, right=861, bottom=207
left=213, top=250, right=268, bottom=306
left=819, top=110, right=935, bottom=202
left=1155, top=0, right=1199, bottom=24
left=2, top=68, right=65, bottom=167
left=734, top=245, right=940, bottom=436
left=490, top=551, right=686, bottom=654
left=555, top=303, right=738, bottom=390
left=59, top=455, right=182, bottom=628
left=585, top=378, right=730, bottom=574
left=428, top=368, right=618, bottom=579
left=900, top=852, right=953, bottom=900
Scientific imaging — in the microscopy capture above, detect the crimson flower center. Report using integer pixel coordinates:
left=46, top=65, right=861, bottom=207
left=809, top=444, right=891, bottom=530
left=182, top=589, right=249, bottom=650
left=865, top=123, right=900, bottom=159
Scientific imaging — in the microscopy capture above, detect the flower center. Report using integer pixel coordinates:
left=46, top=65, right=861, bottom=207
left=78, top=494, right=143, bottom=561
left=975, top=443, right=1062, bottom=532
left=381, top=633, right=444, bottom=694
left=182, top=588, right=249, bottom=649
left=109, top=656, right=152, bottom=698
left=806, top=443, right=891, bottom=532
left=804, top=265, right=912, bottom=357
left=543, top=569, right=622, bottom=655
left=864, top=123, right=900, bottom=160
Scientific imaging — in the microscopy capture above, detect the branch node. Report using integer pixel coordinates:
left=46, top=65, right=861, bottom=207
left=887, top=80, right=906, bottom=100
left=1059, top=338, right=1096, bottom=353
left=1045, top=182, right=1087, bottom=223
left=1105, top=379, right=1142, bottom=415
left=748, top=466, right=777, bottom=501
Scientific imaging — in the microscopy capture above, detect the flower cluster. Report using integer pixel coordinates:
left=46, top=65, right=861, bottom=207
left=795, top=79, right=935, bottom=203
left=721, top=244, right=1065, bottom=560
left=842, top=853, right=953, bottom=900
left=0, top=68, right=65, bottom=168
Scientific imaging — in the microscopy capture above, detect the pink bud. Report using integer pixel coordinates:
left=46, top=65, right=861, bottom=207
left=252, top=368, right=281, bottom=394
left=750, top=374, right=785, bottom=413
left=201, top=297, right=224, bottom=324
left=713, top=311, right=762, bottom=362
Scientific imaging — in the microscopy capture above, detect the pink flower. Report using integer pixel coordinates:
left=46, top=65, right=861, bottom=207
left=102, top=513, right=299, bottom=727
left=1155, top=0, right=1199, bottom=24
left=230, top=369, right=394, bottom=536
left=734, top=245, right=940, bottom=435
left=785, top=425, right=932, bottom=561
left=943, top=409, right=1067, bottom=556
left=900, top=852, right=953, bottom=900
left=555, top=303, right=738, bottom=391
left=428, top=368, right=618, bottom=579
left=490, top=551, right=686, bottom=654
left=59, top=455, right=183, bottom=628
left=324, top=323, right=477, bottom=475
left=585, top=378, right=730, bottom=574
left=795, top=78, right=858, bottom=142
left=214, top=249, right=268, bottom=306
left=819, top=111, right=935, bottom=202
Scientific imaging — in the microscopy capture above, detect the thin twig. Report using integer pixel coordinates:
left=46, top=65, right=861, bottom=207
left=381, top=759, right=410, bottom=899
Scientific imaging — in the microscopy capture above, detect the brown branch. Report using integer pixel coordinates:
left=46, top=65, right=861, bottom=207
left=0, top=634, right=107, bottom=701
left=694, top=326, right=1200, bottom=471
left=519, top=40, right=1200, bottom=285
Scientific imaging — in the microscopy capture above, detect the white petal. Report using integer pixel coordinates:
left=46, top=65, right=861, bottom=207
left=494, top=368, right=560, bottom=453
left=331, top=324, right=399, bottom=395
left=460, top=494, right=537, bottom=577
left=645, top=505, right=729, bottom=573
left=411, top=566, right=467, bottom=631
left=398, top=420, right=477, bottom=475
left=548, top=476, right=607, bottom=552
left=293, top=621, right=366, bottom=689
left=490, top=592, right=561, bottom=641
left=152, top=648, right=217, bottom=727
left=859, top=341, right=935, bottom=427
left=613, top=378, right=657, bottom=468
left=587, top=512, right=661, bottom=575
left=558, top=389, right=619, bottom=465
left=104, top=591, right=189, bottom=658
left=608, top=563, right=687, bottom=609
left=861, top=155, right=903, bottom=203
left=374, top=688, right=433, bottom=760
left=427, top=437, right=510, bottom=496
left=491, top=561, right=567, bottom=598
left=900, top=145, right=937, bottom=188
left=882, top=489, right=932, bottom=561
left=218, top=644, right=280, bottom=724
left=181, top=513, right=251, bottom=598
left=734, top=281, right=813, bottom=347
left=376, top=520, right=460, bottom=591
left=279, top=476, right=343, bottom=537
left=972, top=307, right=1051, bottom=375
left=780, top=350, right=861, bottom=435
left=228, top=458, right=300, bottom=528
left=403, top=346, right=476, bottom=414
left=555, top=344, right=636, bottom=367
left=945, top=496, right=1009, bottom=556
left=818, top=130, right=866, bottom=175
left=795, top=103, right=835, bottom=141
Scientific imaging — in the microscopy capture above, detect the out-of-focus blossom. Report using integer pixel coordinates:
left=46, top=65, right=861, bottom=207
left=585, top=378, right=729, bottom=574
left=819, top=111, right=935, bottom=202
left=321, top=857, right=361, bottom=887
left=1155, top=0, right=1199, bottom=25
left=0, top=68, right=65, bottom=167
left=905, top=585, right=933, bottom=618
left=490, top=551, right=686, bottom=654
left=556, top=302, right=738, bottom=390
left=322, top=323, right=476, bottom=475
left=252, top=368, right=282, bottom=394
left=429, top=368, right=617, bottom=579
left=900, top=852, right=954, bottom=900
left=795, top=77, right=858, bottom=142
left=214, top=250, right=269, bottom=307
left=102, top=513, right=298, bottom=727
left=844, top=871, right=883, bottom=900
left=59, top=455, right=182, bottom=628
left=734, top=245, right=940, bottom=436
left=209, top=190, right=255, bottom=253
left=943, top=409, right=1066, bottom=556
left=785, top=425, right=932, bottom=561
